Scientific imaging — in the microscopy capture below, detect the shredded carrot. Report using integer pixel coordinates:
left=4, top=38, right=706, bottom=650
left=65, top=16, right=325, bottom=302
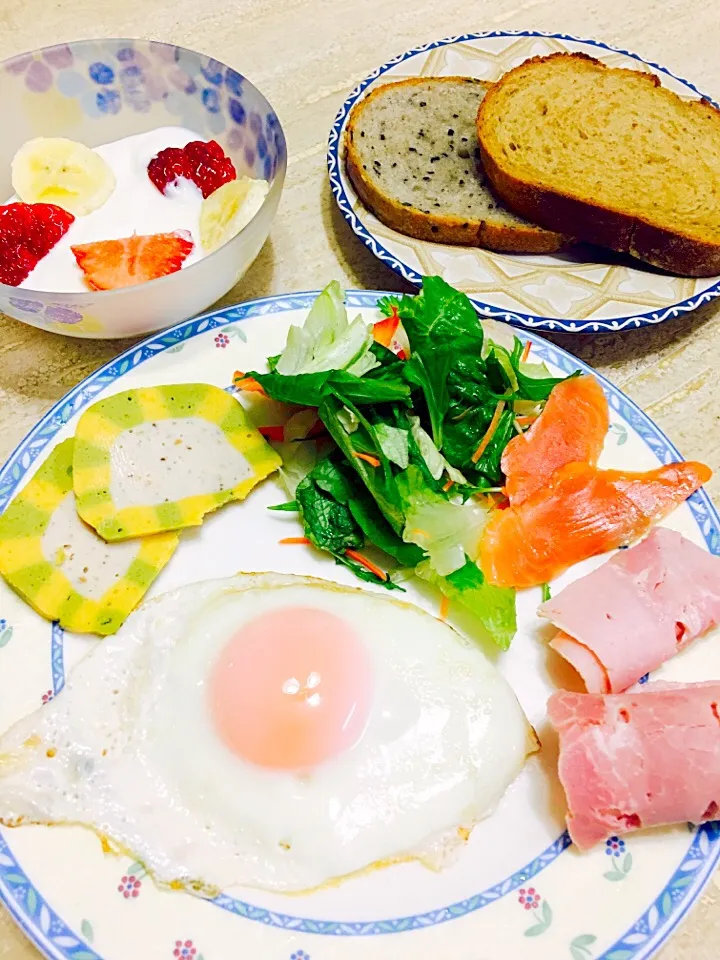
left=521, top=341, right=532, bottom=363
left=353, top=451, right=381, bottom=467
left=233, top=371, right=266, bottom=395
left=471, top=400, right=506, bottom=463
left=345, top=549, right=388, bottom=581
left=442, top=479, right=455, bottom=492
left=515, top=415, right=538, bottom=427
left=372, top=314, right=400, bottom=348
left=279, top=537, right=311, bottom=545
left=258, top=425, right=285, bottom=442
left=439, top=595, right=450, bottom=621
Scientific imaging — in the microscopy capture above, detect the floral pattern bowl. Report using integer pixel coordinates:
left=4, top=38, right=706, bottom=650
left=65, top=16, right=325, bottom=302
left=0, top=38, right=286, bottom=338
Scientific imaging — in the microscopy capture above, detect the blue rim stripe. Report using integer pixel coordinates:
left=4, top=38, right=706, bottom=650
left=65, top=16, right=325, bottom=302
left=327, top=31, right=720, bottom=335
left=0, top=291, right=717, bottom=959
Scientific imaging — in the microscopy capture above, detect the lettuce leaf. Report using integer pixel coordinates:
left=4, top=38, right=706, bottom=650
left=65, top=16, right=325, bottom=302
left=275, top=282, right=379, bottom=377
left=400, top=466, right=488, bottom=576
left=416, top=558, right=517, bottom=650
left=408, top=416, right=466, bottom=484
left=374, top=423, right=409, bottom=469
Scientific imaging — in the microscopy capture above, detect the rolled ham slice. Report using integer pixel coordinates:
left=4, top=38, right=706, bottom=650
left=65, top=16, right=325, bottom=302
left=549, top=685, right=720, bottom=849
left=540, top=528, right=720, bottom=693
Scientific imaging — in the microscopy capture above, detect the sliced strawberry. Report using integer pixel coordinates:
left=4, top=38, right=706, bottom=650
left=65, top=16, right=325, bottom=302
left=25, top=204, right=75, bottom=258
left=0, top=239, right=36, bottom=286
left=71, top=231, right=194, bottom=291
left=147, top=140, right=236, bottom=198
left=0, top=203, right=75, bottom=287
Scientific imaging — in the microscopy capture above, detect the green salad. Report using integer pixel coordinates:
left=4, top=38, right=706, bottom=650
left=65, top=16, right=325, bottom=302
left=242, top=276, right=568, bottom=649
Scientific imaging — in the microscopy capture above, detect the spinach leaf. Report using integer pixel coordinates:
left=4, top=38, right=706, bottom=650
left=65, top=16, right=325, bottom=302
left=369, top=339, right=401, bottom=367
left=295, top=472, right=363, bottom=555
left=446, top=354, right=495, bottom=411
left=347, top=488, right=424, bottom=566
left=515, top=365, right=573, bottom=402
left=384, top=276, right=484, bottom=353
left=315, top=455, right=421, bottom=565
left=400, top=411, right=447, bottom=494
left=403, top=351, right=451, bottom=448
left=332, top=370, right=411, bottom=405
left=247, top=368, right=410, bottom=407
left=319, top=395, right=406, bottom=533
left=471, top=409, right=516, bottom=485
left=335, top=552, right=404, bottom=590
left=311, top=455, right=354, bottom=502
left=484, top=345, right=517, bottom=397
left=296, top=456, right=422, bottom=575
left=443, top=406, right=515, bottom=486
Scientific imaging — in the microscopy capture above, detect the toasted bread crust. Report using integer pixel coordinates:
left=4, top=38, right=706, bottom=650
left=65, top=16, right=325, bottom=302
left=477, top=53, right=720, bottom=277
left=344, top=76, right=569, bottom=254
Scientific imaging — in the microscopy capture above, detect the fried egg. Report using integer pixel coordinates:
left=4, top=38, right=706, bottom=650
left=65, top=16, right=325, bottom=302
left=0, top=573, right=535, bottom=893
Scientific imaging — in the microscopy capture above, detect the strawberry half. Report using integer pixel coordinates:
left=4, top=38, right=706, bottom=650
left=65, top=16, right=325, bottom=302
left=147, top=140, right=236, bottom=199
left=0, top=203, right=75, bottom=286
left=71, top=231, right=194, bottom=291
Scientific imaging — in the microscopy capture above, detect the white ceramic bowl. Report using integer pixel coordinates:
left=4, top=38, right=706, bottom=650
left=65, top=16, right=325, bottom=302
left=0, top=38, right=286, bottom=338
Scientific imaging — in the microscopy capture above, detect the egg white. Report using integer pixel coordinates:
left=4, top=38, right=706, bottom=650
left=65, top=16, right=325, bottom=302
left=0, top=573, right=535, bottom=894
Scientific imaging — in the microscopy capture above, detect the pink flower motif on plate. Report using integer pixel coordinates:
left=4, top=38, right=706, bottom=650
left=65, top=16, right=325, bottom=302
left=173, top=941, right=197, bottom=959
left=117, top=875, right=142, bottom=899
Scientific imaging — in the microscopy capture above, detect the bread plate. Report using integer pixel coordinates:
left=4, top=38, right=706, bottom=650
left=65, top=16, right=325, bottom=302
left=0, top=291, right=720, bottom=960
left=328, top=32, right=720, bottom=334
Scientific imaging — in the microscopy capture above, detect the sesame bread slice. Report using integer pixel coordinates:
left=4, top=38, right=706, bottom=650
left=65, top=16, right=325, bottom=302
left=477, top=53, right=720, bottom=277
left=344, top=77, right=569, bottom=253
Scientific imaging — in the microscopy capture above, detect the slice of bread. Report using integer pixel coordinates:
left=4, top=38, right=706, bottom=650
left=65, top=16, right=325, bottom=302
left=477, top=53, right=720, bottom=277
left=344, top=77, right=569, bottom=253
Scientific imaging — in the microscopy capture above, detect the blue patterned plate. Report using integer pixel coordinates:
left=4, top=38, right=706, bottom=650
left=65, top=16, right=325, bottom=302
left=328, top=32, right=720, bottom=334
left=0, top=291, right=718, bottom=960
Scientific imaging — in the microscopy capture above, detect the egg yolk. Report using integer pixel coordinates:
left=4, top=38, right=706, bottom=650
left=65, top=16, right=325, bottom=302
left=208, top=605, right=374, bottom=770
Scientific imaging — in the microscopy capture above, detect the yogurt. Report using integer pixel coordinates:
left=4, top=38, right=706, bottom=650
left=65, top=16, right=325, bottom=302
left=10, top=127, right=205, bottom=293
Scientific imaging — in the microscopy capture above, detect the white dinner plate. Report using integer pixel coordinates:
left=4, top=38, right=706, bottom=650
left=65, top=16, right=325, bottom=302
left=0, top=290, right=719, bottom=960
left=328, top=31, right=720, bottom=334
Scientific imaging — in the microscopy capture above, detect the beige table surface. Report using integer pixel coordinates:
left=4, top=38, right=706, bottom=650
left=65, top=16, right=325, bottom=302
left=1, top=0, right=720, bottom=956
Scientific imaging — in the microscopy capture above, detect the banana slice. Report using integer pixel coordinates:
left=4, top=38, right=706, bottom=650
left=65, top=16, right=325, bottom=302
left=11, top=137, right=116, bottom=216
left=200, top=177, right=269, bottom=253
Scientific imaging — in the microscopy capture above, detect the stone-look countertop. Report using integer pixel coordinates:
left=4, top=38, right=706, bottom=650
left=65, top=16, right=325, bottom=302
left=0, top=0, right=719, bottom=957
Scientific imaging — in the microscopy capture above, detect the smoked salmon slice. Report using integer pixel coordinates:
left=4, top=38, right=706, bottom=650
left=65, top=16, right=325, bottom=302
left=480, top=460, right=711, bottom=588
left=502, top=375, right=609, bottom=505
